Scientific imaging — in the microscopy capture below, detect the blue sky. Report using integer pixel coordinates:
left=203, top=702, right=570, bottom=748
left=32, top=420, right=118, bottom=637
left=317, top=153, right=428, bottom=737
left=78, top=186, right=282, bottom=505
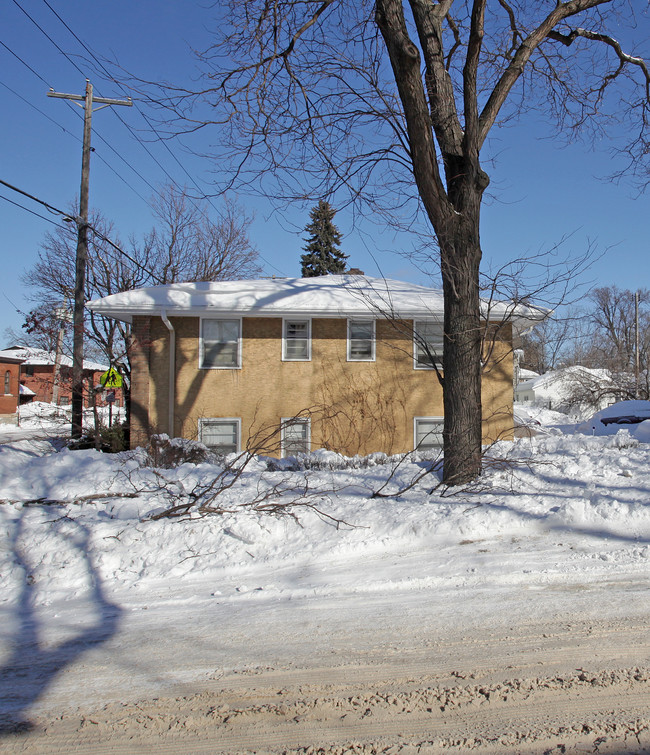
left=1, top=0, right=649, bottom=338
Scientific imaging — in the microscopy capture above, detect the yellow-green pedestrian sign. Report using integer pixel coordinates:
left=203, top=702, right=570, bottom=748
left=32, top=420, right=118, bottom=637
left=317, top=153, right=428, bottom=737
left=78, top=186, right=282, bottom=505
left=100, top=367, right=123, bottom=389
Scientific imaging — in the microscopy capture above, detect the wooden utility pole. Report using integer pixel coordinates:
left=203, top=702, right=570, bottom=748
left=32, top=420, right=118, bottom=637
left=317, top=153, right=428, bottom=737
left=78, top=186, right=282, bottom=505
left=48, top=81, right=132, bottom=437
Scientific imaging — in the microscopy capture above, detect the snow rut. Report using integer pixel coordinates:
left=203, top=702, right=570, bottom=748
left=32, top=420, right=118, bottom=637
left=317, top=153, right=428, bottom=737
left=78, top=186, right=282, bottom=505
left=3, top=666, right=650, bottom=754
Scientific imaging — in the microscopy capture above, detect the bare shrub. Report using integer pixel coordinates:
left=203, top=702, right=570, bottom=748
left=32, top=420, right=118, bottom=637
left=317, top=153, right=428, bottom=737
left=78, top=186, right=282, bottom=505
left=143, top=434, right=217, bottom=468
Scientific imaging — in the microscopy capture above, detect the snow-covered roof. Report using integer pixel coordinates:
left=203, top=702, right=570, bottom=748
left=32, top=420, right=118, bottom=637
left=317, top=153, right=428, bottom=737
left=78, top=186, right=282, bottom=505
left=19, top=383, right=35, bottom=396
left=0, top=352, right=25, bottom=364
left=87, top=275, right=546, bottom=331
left=517, top=366, right=612, bottom=398
left=0, top=346, right=108, bottom=372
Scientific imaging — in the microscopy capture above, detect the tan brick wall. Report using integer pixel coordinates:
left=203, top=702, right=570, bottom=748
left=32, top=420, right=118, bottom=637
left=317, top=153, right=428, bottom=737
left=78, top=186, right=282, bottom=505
left=129, top=316, right=153, bottom=447
left=481, top=322, right=515, bottom=444
left=139, top=315, right=514, bottom=456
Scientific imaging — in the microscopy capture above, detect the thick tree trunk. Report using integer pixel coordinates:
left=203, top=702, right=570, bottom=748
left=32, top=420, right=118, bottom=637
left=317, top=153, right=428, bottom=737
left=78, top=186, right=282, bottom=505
left=375, top=0, right=487, bottom=484
left=440, top=229, right=483, bottom=485
left=439, top=175, right=485, bottom=485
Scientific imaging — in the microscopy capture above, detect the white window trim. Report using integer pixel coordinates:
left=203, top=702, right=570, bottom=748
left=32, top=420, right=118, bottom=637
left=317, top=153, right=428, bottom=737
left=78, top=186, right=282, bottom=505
left=199, top=317, right=242, bottom=370
left=281, top=416, right=311, bottom=457
left=413, top=416, right=444, bottom=451
left=347, top=318, right=376, bottom=362
left=413, top=320, right=444, bottom=370
left=282, top=318, right=312, bottom=361
left=198, top=417, right=241, bottom=454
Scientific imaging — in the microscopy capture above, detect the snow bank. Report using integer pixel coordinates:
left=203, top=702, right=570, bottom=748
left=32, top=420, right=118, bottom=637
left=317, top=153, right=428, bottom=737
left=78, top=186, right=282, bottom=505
left=1, top=427, right=650, bottom=609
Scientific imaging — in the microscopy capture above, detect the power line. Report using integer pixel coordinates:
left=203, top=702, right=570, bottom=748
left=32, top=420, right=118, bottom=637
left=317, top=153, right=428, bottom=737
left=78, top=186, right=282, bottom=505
left=0, top=177, right=163, bottom=282
left=0, top=38, right=50, bottom=86
left=0, top=192, right=66, bottom=227
left=0, top=77, right=76, bottom=135
left=88, top=227, right=165, bottom=285
left=35, top=1, right=197, bottom=203
left=9, top=1, right=285, bottom=277
left=38, top=0, right=286, bottom=276
left=0, top=45, right=154, bottom=207
left=11, top=0, right=87, bottom=79
left=0, top=36, right=85, bottom=126
left=0, top=177, right=70, bottom=218
left=3, top=9, right=157, bottom=208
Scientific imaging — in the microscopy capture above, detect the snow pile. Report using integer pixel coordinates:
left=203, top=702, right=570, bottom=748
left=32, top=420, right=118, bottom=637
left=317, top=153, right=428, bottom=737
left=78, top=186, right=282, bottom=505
left=1, top=427, right=650, bottom=605
left=0, top=400, right=126, bottom=433
left=514, top=402, right=572, bottom=430
left=3, top=417, right=650, bottom=727
left=575, top=400, right=650, bottom=441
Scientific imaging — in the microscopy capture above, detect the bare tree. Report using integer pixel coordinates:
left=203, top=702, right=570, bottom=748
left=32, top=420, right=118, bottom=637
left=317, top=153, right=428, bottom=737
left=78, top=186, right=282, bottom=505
left=144, top=1, right=650, bottom=483
left=560, top=285, right=650, bottom=401
left=583, top=286, right=650, bottom=372
left=20, top=186, right=261, bottom=409
left=140, top=187, right=261, bottom=284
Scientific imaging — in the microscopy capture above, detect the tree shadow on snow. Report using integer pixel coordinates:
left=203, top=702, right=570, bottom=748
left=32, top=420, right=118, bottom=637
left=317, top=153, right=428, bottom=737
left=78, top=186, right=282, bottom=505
left=0, top=509, right=121, bottom=736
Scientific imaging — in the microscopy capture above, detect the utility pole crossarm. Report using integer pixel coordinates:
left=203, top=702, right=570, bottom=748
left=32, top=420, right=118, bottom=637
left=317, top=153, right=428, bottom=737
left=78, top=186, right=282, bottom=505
left=48, top=89, right=133, bottom=107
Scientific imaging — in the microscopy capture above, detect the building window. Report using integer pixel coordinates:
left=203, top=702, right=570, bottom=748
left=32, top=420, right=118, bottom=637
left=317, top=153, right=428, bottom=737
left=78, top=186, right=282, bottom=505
left=414, top=320, right=444, bottom=369
left=283, top=319, right=311, bottom=361
left=24, top=365, right=34, bottom=377
left=199, top=418, right=241, bottom=454
left=414, top=417, right=444, bottom=450
left=281, top=417, right=311, bottom=457
left=4, top=371, right=10, bottom=395
left=200, top=318, right=241, bottom=369
left=347, top=319, right=375, bottom=361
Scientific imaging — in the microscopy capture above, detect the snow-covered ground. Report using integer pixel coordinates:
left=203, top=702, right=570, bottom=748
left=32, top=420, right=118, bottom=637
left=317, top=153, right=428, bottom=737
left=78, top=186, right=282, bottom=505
left=1, top=403, right=650, bottom=753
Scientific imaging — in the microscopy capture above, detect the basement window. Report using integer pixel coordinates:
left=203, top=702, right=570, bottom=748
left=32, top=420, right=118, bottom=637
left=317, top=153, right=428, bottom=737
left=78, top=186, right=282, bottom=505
left=199, top=418, right=241, bottom=455
left=414, top=417, right=444, bottom=451
left=281, top=417, right=311, bottom=457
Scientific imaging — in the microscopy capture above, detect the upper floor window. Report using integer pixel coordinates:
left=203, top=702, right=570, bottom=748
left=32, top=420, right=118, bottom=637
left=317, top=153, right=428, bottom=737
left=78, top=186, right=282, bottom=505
left=199, top=417, right=241, bottom=455
left=23, top=365, right=35, bottom=377
left=414, top=320, right=444, bottom=369
left=281, top=417, right=311, bottom=457
left=283, top=319, right=311, bottom=361
left=348, top=319, right=375, bottom=361
left=200, top=318, right=241, bottom=369
left=4, top=370, right=10, bottom=395
left=414, top=417, right=444, bottom=450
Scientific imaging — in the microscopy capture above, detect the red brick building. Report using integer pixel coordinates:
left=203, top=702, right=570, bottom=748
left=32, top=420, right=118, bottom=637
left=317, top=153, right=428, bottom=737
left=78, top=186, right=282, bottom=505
left=0, top=353, right=24, bottom=422
left=0, top=347, right=121, bottom=409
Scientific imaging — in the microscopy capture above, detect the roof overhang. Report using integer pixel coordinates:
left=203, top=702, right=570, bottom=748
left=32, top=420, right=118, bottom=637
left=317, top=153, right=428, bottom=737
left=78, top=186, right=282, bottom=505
left=86, top=275, right=550, bottom=332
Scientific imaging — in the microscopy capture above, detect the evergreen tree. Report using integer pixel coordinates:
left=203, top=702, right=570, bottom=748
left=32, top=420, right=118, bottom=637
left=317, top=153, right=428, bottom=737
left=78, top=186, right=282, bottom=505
left=300, top=200, right=348, bottom=277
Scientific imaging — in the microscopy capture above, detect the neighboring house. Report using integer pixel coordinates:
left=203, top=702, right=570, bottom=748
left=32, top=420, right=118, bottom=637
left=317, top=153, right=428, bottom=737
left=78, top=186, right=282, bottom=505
left=518, top=368, right=540, bottom=383
left=0, top=353, right=25, bottom=423
left=0, top=346, right=117, bottom=409
left=514, top=366, right=615, bottom=417
left=87, top=275, right=542, bottom=457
